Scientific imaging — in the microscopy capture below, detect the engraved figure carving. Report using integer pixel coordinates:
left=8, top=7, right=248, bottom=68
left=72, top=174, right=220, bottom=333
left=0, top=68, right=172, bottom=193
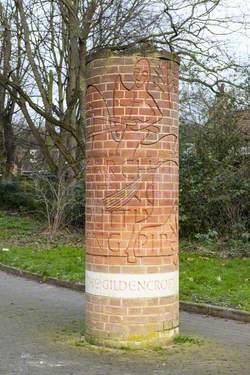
left=86, top=58, right=178, bottom=263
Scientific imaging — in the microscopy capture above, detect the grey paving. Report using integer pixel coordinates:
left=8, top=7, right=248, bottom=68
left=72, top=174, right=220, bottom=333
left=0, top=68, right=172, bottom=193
left=0, top=270, right=249, bottom=375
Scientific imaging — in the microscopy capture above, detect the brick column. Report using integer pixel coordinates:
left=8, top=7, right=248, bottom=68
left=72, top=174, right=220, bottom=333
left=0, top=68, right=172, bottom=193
left=85, top=50, right=180, bottom=348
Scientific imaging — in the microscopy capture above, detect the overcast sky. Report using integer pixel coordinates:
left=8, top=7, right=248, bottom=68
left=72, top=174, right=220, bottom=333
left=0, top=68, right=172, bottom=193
left=216, top=0, right=250, bottom=60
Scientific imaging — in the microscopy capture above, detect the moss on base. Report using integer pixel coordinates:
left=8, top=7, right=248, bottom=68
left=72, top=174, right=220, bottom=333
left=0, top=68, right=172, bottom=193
left=85, top=327, right=179, bottom=350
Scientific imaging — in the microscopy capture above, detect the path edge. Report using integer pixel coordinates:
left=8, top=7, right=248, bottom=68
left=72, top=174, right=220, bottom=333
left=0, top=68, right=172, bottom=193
left=1, top=263, right=249, bottom=323
left=180, top=301, right=250, bottom=323
left=0, top=263, right=84, bottom=292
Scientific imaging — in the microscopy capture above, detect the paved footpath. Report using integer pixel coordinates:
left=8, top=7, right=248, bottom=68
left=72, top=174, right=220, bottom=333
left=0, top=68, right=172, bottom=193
left=0, top=271, right=249, bottom=375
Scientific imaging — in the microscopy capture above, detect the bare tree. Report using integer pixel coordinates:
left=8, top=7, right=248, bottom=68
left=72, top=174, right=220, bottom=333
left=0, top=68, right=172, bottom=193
left=0, top=2, right=16, bottom=176
left=32, top=171, right=80, bottom=239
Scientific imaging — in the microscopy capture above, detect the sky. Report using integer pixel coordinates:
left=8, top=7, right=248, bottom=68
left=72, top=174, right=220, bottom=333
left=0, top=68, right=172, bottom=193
left=216, top=0, right=250, bottom=61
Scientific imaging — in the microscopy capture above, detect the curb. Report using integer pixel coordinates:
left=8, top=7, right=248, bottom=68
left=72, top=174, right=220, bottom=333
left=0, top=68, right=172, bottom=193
left=180, top=301, right=250, bottom=323
left=1, top=263, right=249, bottom=323
left=0, top=263, right=84, bottom=292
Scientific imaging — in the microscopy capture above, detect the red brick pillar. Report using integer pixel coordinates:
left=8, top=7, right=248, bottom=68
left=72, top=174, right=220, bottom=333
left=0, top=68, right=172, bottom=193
left=85, top=50, right=180, bottom=348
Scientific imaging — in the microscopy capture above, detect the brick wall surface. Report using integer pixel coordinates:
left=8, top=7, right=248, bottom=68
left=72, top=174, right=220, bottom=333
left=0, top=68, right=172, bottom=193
left=85, top=51, right=180, bottom=347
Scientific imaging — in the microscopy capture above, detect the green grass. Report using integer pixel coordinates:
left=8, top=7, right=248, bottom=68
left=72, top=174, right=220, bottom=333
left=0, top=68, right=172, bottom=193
left=0, top=211, right=40, bottom=240
left=173, top=335, right=202, bottom=345
left=0, top=246, right=84, bottom=282
left=180, top=252, right=250, bottom=311
left=0, top=210, right=84, bottom=282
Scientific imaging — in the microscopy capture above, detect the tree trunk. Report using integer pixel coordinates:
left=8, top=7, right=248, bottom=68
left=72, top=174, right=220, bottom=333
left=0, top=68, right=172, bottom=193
left=0, top=119, right=6, bottom=174
left=3, top=113, right=16, bottom=177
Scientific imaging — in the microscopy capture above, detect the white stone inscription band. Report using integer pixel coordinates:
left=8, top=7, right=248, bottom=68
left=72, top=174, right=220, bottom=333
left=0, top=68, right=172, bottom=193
left=85, top=271, right=179, bottom=299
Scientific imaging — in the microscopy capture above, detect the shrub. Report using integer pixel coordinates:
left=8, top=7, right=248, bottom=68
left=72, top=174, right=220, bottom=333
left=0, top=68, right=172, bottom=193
left=0, top=177, right=37, bottom=212
left=180, top=98, right=250, bottom=240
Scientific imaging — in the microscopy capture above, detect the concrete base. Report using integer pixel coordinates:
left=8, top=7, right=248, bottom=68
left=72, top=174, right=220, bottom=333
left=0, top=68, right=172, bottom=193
left=85, top=327, right=179, bottom=349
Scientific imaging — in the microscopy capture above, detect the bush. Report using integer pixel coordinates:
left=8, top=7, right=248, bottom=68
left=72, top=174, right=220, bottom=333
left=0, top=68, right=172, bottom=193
left=66, top=180, right=85, bottom=227
left=0, top=175, right=85, bottom=229
left=29, top=173, right=84, bottom=235
left=180, top=98, right=250, bottom=241
left=0, top=177, right=37, bottom=212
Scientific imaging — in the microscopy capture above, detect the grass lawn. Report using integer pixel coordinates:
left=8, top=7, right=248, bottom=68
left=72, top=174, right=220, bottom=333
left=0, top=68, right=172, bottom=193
left=0, top=246, right=84, bottom=282
left=0, top=211, right=40, bottom=240
left=0, top=210, right=249, bottom=311
left=180, top=252, right=250, bottom=311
